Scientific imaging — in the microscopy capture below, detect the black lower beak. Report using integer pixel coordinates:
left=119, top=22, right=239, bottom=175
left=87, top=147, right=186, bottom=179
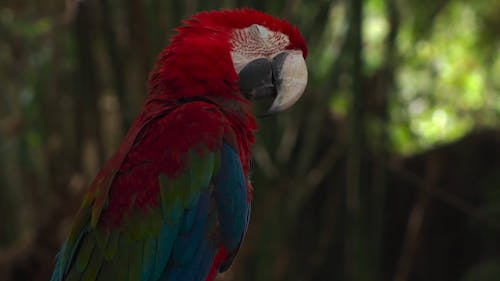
left=238, top=58, right=277, bottom=100
left=237, top=51, right=307, bottom=114
left=238, top=53, right=289, bottom=100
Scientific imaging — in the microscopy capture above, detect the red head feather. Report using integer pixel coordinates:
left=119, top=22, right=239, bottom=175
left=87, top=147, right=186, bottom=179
left=147, top=9, right=307, bottom=103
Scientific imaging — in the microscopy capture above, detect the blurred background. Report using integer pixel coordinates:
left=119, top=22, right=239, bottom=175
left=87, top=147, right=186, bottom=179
left=1, top=0, right=500, bottom=280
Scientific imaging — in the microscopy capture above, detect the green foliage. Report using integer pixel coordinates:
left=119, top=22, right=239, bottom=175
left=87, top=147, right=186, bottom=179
left=315, top=0, right=500, bottom=155
left=390, top=0, right=500, bottom=154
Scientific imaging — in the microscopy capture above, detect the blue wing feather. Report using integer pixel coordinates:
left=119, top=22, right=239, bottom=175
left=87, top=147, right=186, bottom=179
left=150, top=220, right=180, bottom=281
left=161, top=188, right=211, bottom=281
left=171, top=189, right=211, bottom=265
left=192, top=238, right=217, bottom=281
left=141, top=238, right=156, bottom=281
left=214, top=142, right=250, bottom=255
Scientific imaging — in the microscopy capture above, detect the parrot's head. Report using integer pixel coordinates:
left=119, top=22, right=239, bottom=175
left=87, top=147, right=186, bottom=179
left=148, top=9, right=308, bottom=114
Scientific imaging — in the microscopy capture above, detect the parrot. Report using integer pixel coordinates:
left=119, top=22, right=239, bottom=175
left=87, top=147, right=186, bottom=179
left=50, top=8, right=307, bottom=281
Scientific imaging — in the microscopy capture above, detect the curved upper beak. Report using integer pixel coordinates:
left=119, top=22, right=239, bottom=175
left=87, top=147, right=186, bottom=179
left=267, top=51, right=308, bottom=114
left=237, top=50, right=308, bottom=115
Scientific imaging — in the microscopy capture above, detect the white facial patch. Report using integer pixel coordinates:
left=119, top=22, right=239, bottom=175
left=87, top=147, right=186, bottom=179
left=255, top=24, right=270, bottom=40
left=231, top=24, right=290, bottom=73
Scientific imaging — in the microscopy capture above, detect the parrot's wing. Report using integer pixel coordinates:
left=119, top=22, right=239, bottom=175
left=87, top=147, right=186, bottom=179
left=51, top=104, right=250, bottom=281
left=162, top=142, right=250, bottom=280
left=212, top=142, right=251, bottom=273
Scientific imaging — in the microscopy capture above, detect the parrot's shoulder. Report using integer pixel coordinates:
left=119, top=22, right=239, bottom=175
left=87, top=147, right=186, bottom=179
left=137, top=101, right=233, bottom=154
left=97, top=101, right=234, bottom=225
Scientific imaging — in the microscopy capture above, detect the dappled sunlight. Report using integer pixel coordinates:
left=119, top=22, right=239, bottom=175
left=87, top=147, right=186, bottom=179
left=391, top=0, right=498, bottom=154
left=363, top=0, right=389, bottom=73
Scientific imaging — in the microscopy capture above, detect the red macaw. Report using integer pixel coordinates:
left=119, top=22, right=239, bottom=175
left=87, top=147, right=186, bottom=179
left=51, top=8, right=307, bottom=281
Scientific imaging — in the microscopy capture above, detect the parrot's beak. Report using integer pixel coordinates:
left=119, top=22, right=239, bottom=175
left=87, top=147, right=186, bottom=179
left=267, top=51, right=308, bottom=114
left=237, top=50, right=307, bottom=115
